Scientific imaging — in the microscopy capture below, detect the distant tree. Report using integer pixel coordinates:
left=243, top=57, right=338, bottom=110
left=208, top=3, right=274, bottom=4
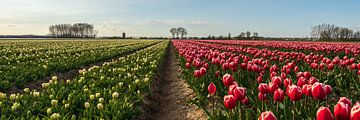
left=253, top=32, right=259, bottom=37
left=178, top=27, right=188, bottom=39
left=170, top=28, right=177, bottom=39
left=49, top=23, right=96, bottom=38
left=228, top=33, right=231, bottom=39
left=240, top=32, right=246, bottom=39
left=246, top=31, right=251, bottom=38
left=311, top=23, right=356, bottom=41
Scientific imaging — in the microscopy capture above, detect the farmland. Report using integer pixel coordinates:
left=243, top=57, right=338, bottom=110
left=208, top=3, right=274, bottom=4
left=1, top=39, right=360, bottom=120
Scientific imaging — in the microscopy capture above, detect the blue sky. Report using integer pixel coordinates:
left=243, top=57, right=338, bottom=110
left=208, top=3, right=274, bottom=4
left=0, top=0, right=359, bottom=37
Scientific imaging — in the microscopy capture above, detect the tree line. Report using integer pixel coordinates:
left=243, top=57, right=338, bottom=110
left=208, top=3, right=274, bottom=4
left=170, top=27, right=188, bottom=39
left=311, top=23, right=360, bottom=41
left=49, top=23, right=97, bottom=38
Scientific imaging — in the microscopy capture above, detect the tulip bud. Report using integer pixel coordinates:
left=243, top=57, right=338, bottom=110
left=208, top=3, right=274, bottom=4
left=258, top=83, right=268, bottom=94
left=47, top=108, right=52, bottom=114
left=258, top=111, right=277, bottom=120
left=312, top=82, right=326, bottom=100
left=95, top=93, right=101, bottom=98
left=274, top=89, right=284, bottom=102
left=233, top=87, right=246, bottom=101
left=97, top=103, right=104, bottom=110
left=351, top=103, right=360, bottom=120
left=223, top=95, right=236, bottom=109
left=207, top=82, right=216, bottom=96
left=334, top=102, right=350, bottom=120
left=325, top=85, right=332, bottom=95
left=287, top=85, right=302, bottom=101
left=317, top=107, right=334, bottom=120
left=85, top=102, right=90, bottom=109
left=222, top=74, right=234, bottom=87
left=51, top=100, right=58, bottom=106
left=258, top=92, right=267, bottom=101
left=194, top=70, right=201, bottom=78
left=112, top=92, right=119, bottom=99
left=241, top=96, right=249, bottom=105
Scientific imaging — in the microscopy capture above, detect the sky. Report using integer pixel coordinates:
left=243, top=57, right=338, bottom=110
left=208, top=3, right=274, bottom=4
left=0, top=0, right=360, bottom=37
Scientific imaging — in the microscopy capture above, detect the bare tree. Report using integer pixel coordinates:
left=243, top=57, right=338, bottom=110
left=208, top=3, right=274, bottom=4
left=170, top=28, right=177, bottom=39
left=246, top=31, right=251, bottom=38
left=49, top=23, right=97, bottom=38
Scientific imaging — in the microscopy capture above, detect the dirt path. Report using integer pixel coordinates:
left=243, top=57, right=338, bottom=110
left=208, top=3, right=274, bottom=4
left=144, top=43, right=206, bottom=120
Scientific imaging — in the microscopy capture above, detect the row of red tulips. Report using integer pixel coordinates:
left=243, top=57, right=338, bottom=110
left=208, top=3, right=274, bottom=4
left=172, top=40, right=360, bottom=119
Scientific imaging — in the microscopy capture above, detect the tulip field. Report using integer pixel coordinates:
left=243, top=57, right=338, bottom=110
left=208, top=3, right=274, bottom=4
left=0, top=39, right=168, bottom=119
left=1, top=39, right=360, bottom=119
left=174, top=40, right=360, bottom=120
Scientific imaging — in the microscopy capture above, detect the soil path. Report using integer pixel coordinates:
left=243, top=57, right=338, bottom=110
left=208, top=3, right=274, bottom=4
left=144, top=43, right=206, bottom=120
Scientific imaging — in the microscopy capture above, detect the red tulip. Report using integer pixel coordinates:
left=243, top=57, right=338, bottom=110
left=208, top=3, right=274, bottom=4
left=294, top=66, right=299, bottom=72
left=317, top=107, right=334, bottom=120
left=312, top=82, right=326, bottom=100
left=302, top=84, right=312, bottom=97
left=258, top=111, right=277, bottom=120
left=283, top=78, right=292, bottom=88
left=351, top=103, right=360, bottom=120
left=334, top=102, right=350, bottom=120
left=268, top=82, right=278, bottom=94
left=287, top=85, right=302, bottom=101
left=258, top=92, right=267, bottom=101
left=325, top=85, right=332, bottom=95
left=257, top=75, right=263, bottom=83
left=271, top=76, right=282, bottom=86
left=222, top=74, right=234, bottom=87
left=274, top=89, right=284, bottom=102
left=200, top=67, right=206, bottom=76
left=215, top=71, right=220, bottom=77
left=241, top=96, right=249, bottom=105
left=185, top=63, right=190, bottom=69
left=327, top=63, right=334, bottom=70
left=194, top=70, right=201, bottom=77
left=233, top=87, right=246, bottom=101
left=297, top=77, right=307, bottom=87
left=224, top=95, right=236, bottom=109
left=208, top=82, right=216, bottom=96
left=308, top=77, right=319, bottom=85
left=258, top=83, right=268, bottom=93
left=338, top=97, right=352, bottom=107
left=303, top=71, right=311, bottom=79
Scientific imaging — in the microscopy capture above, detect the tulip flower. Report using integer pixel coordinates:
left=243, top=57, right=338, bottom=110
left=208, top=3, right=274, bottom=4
left=268, top=82, right=278, bottom=94
left=287, top=85, right=302, bottom=101
left=241, top=96, right=249, bottom=105
left=317, top=107, right=334, bottom=120
left=185, top=63, right=190, bottom=69
left=334, top=102, right=350, bottom=120
left=283, top=78, right=292, bottom=88
left=301, top=84, right=312, bottom=97
left=200, top=67, right=207, bottom=76
left=233, top=87, right=246, bottom=101
left=222, top=74, right=234, bottom=87
left=325, top=85, right=332, bottom=95
left=215, top=71, right=220, bottom=77
left=258, top=92, right=267, bottom=101
left=351, top=103, right=360, bottom=120
left=338, top=97, right=352, bottom=107
left=312, top=82, right=326, bottom=100
left=273, top=89, right=284, bottom=102
left=258, top=83, right=268, bottom=94
left=223, top=95, right=236, bottom=109
left=194, top=70, right=201, bottom=78
left=208, top=82, right=216, bottom=96
left=258, top=111, right=277, bottom=120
